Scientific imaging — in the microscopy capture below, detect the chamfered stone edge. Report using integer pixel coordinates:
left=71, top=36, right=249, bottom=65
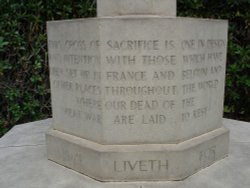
left=46, top=127, right=229, bottom=181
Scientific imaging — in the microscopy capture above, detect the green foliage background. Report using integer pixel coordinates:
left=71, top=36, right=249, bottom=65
left=0, top=0, right=249, bottom=136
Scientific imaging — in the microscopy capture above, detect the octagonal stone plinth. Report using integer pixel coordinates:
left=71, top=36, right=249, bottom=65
left=48, top=17, right=228, bottom=145
left=46, top=0, right=230, bottom=181
left=46, top=127, right=229, bottom=181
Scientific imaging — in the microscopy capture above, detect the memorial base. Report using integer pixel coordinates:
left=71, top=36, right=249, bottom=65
left=46, top=127, right=229, bottom=182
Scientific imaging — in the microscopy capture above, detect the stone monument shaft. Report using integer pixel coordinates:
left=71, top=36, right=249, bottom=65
left=46, top=0, right=230, bottom=181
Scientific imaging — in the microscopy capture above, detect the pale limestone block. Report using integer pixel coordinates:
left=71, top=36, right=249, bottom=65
left=47, top=17, right=228, bottom=145
left=46, top=127, right=229, bottom=181
left=46, top=0, right=229, bottom=181
left=97, top=0, right=177, bottom=17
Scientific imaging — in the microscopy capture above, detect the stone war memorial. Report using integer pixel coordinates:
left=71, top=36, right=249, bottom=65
left=46, top=0, right=230, bottom=182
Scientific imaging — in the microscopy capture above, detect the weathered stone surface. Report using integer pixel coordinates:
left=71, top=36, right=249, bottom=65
left=46, top=127, right=229, bottom=181
left=97, top=0, right=177, bottom=17
left=48, top=17, right=228, bottom=145
left=46, top=0, right=229, bottom=182
left=1, top=118, right=248, bottom=188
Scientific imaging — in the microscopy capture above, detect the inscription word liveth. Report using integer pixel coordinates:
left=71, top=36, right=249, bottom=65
left=46, top=0, right=230, bottom=182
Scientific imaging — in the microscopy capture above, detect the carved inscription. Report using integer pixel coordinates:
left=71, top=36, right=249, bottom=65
left=114, top=160, right=168, bottom=173
left=49, top=36, right=226, bottom=126
left=102, top=38, right=226, bottom=125
left=106, top=40, right=160, bottom=50
left=199, top=146, right=216, bottom=166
